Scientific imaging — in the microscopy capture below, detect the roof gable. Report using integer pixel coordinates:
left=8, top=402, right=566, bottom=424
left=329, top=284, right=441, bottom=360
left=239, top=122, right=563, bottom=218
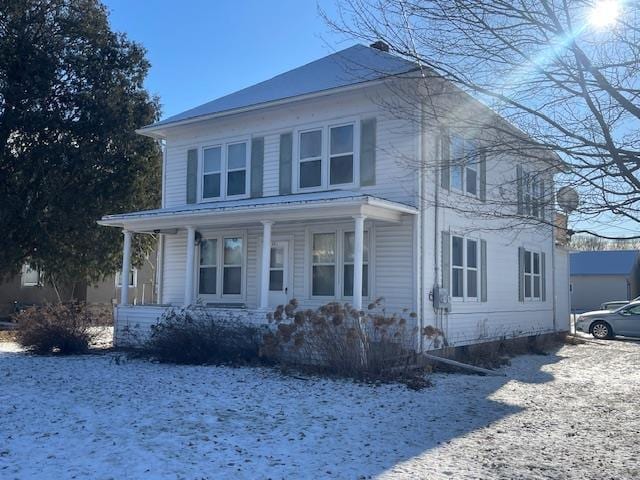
left=570, top=250, right=639, bottom=276
left=145, top=44, right=417, bottom=130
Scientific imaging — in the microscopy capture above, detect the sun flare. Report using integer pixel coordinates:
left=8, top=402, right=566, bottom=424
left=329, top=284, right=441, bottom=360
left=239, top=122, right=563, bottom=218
left=588, top=0, right=621, bottom=28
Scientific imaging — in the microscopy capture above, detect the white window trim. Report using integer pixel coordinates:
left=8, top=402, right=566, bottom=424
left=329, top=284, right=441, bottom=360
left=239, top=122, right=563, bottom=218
left=523, top=248, right=543, bottom=301
left=196, top=230, right=247, bottom=302
left=198, top=137, right=250, bottom=203
left=305, top=223, right=373, bottom=301
left=450, top=234, right=480, bottom=302
left=449, top=134, right=480, bottom=198
left=115, top=268, right=137, bottom=288
left=293, top=118, right=360, bottom=193
left=21, top=265, right=42, bottom=287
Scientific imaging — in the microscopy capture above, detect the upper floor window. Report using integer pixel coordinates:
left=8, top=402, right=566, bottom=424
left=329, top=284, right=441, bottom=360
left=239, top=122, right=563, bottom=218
left=524, top=172, right=544, bottom=219
left=297, top=122, right=356, bottom=191
left=450, top=135, right=479, bottom=196
left=202, top=141, right=248, bottom=201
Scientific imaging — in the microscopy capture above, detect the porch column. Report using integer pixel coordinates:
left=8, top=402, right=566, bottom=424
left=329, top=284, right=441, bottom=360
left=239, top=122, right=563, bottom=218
left=120, top=229, right=133, bottom=306
left=184, top=226, right=196, bottom=306
left=260, top=220, right=273, bottom=309
left=353, top=215, right=366, bottom=311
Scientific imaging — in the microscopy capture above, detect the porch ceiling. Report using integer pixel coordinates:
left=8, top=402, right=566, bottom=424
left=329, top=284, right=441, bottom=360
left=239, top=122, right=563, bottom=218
left=98, top=190, right=417, bottom=233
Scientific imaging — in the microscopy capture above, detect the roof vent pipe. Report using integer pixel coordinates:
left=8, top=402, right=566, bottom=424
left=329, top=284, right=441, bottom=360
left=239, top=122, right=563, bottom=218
left=370, top=41, right=389, bottom=52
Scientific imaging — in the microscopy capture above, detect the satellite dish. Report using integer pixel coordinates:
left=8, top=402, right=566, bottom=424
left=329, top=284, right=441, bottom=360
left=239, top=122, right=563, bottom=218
left=557, top=186, right=579, bottom=213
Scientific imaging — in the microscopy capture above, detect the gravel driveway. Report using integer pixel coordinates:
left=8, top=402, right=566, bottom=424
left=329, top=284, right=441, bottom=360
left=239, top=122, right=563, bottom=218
left=0, top=338, right=638, bottom=479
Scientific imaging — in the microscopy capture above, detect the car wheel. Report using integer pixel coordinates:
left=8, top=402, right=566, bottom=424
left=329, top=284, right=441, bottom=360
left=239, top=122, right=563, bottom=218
left=591, top=321, right=613, bottom=339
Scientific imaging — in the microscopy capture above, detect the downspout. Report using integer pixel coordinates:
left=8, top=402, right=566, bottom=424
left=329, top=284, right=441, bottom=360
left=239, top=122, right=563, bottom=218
left=433, top=130, right=441, bottom=333
left=551, top=217, right=557, bottom=332
left=417, top=103, right=426, bottom=352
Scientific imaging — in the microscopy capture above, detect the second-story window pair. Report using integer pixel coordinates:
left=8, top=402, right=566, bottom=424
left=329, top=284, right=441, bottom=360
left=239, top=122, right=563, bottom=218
left=299, top=123, right=355, bottom=189
left=202, top=142, right=248, bottom=200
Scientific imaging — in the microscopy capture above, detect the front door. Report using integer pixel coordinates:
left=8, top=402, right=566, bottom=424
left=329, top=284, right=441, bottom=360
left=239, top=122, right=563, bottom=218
left=268, top=240, right=290, bottom=307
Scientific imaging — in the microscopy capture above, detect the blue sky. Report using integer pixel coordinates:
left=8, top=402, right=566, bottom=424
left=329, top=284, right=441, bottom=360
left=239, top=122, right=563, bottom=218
left=104, top=0, right=344, bottom=120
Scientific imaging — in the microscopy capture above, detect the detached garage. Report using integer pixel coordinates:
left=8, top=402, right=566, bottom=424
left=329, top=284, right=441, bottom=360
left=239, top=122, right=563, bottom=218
left=570, top=250, right=640, bottom=313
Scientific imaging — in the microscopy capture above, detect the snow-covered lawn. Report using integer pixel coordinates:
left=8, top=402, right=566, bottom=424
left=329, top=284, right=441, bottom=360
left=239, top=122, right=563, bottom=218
left=1, top=338, right=639, bottom=480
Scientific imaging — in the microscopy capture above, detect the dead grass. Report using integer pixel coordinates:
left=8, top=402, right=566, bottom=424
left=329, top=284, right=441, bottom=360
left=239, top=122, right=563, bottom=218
left=0, top=330, right=17, bottom=342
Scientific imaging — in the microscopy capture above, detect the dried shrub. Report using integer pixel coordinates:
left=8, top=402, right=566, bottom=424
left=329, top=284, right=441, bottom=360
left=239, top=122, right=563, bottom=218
left=263, top=298, right=441, bottom=385
left=14, top=302, right=105, bottom=354
left=142, top=307, right=263, bottom=365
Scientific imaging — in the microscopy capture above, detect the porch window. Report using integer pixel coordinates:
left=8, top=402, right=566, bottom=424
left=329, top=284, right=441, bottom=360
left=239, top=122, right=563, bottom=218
left=223, top=237, right=243, bottom=295
left=21, top=264, right=42, bottom=287
left=523, top=249, right=541, bottom=300
left=115, top=268, right=137, bottom=288
left=299, top=129, right=322, bottom=189
left=312, top=233, right=335, bottom=296
left=451, top=235, right=478, bottom=299
left=329, top=124, right=354, bottom=185
left=199, top=239, right=217, bottom=295
left=203, top=146, right=222, bottom=199
left=343, top=230, right=369, bottom=297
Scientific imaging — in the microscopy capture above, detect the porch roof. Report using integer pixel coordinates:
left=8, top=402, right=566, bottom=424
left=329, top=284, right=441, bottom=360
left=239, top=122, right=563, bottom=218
left=98, top=190, right=417, bottom=232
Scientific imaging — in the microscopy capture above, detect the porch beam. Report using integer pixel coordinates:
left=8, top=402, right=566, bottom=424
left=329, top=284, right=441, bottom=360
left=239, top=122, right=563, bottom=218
left=353, top=215, right=366, bottom=311
left=184, top=226, right=196, bottom=306
left=120, top=229, right=133, bottom=306
left=259, top=220, right=273, bottom=309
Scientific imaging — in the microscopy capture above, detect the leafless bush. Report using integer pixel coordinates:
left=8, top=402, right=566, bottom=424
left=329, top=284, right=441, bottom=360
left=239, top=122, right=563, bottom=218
left=14, top=302, right=105, bottom=354
left=142, top=308, right=263, bottom=365
left=262, top=298, right=441, bottom=385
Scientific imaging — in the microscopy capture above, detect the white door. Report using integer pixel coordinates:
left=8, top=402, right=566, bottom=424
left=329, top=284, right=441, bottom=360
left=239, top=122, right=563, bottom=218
left=268, top=240, right=290, bottom=306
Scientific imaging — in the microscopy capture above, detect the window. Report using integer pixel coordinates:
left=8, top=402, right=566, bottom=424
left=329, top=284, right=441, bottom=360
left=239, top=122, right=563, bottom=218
left=312, top=233, right=336, bottom=296
left=199, top=239, right=217, bottom=295
left=343, top=231, right=369, bottom=297
left=330, top=124, right=354, bottom=185
left=203, top=146, right=222, bottom=199
left=523, top=172, right=544, bottom=219
left=450, top=135, right=479, bottom=195
left=115, top=268, right=137, bottom=288
left=297, top=121, right=358, bottom=191
left=201, top=141, right=248, bottom=201
left=523, top=249, right=542, bottom=300
left=223, top=237, right=242, bottom=295
left=197, top=235, right=244, bottom=298
left=451, top=236, right=479, bottom=299
left=21, top=265, right=42, bottom=287
left=226, top=143, right=247, bottom=196
left=299, top=129, right=322, bottom=189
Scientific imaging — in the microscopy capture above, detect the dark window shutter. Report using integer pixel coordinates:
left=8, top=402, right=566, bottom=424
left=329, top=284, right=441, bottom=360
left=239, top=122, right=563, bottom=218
left=516, top=165, right=524, bottom=215
left=360, top=118, right=376, bottom=186
left=518, top=247, right=525, bottom=302
left=441, top=231, right=450, bottom=290
left=440, top=128, right=450, bottom=191
left=539, top=178, right=545, bottom=221
left=186, top=149, right=198, bottom=204
left=250, top=137, right=264, bottom=198
left=541, top=251, right=547, bottom=301
left=279, top=132, right=292, bottom=195
left=479, top=148, right=487, bottom=202
left=481, top=239, right=488, bottom=302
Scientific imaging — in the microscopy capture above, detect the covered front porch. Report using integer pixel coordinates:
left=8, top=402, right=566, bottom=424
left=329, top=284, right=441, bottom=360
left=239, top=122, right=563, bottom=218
left=99, top=191, right=417, bottom=345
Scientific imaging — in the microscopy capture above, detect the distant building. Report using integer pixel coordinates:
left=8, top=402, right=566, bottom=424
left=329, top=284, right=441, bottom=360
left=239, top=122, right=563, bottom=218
left=570, top=250, right=640, bottom=312
left=0, top=253, right=157, bottom=320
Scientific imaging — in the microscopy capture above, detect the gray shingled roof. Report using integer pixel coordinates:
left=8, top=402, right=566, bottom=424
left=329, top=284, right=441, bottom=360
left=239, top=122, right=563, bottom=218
left=570, top=250, right=639, bottom=276
left=144, top=44, right=418, bottom=130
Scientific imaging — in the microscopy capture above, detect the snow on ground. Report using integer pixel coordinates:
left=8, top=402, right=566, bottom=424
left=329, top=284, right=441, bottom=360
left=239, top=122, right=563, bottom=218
left=1, top=338, right=639, bottom=480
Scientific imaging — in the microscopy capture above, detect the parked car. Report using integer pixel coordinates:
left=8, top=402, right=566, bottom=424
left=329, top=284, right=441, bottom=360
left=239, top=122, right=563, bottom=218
left=600, top=300, right=632, bottom=311
left=575, top=302, right=640, bottom=339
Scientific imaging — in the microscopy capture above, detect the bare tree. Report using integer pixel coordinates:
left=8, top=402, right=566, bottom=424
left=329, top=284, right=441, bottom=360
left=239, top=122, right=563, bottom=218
left=324, top=0, right=640, bottom=239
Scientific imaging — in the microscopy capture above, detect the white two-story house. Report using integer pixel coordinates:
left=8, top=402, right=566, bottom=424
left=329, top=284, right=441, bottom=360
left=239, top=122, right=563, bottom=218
left=99, top=43, right=570, bottom=348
